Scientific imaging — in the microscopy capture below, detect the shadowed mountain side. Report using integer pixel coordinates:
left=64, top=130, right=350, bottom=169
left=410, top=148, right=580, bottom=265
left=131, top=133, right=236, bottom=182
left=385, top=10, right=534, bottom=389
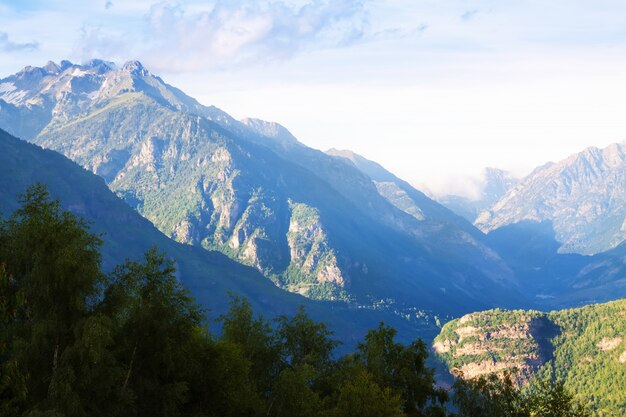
left=0, top=128, right=440, bottom=349
left=485, top=220, right=626, bottom=308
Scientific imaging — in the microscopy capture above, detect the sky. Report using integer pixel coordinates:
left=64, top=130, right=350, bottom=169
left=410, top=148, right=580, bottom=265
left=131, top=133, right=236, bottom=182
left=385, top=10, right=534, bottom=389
left=2, top=0, right=626, bottom=198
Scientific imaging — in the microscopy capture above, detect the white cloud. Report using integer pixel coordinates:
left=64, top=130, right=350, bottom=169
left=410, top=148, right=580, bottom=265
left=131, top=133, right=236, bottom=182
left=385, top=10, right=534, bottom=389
left=0, top=32, right=38, bottom=52
left=72, top=25, right=132, bottom=64
left=75, top=0, right=373, bottom=72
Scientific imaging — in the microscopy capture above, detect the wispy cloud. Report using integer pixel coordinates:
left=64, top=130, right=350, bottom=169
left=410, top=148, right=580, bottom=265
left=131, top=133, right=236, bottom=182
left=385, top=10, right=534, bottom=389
left=0, top=32, right=39, bottom=52
left=75, top=0, right=372, bottom=71
left=105, top=1, right=113, bottom=10
left=73, top=25, right=130, bottom=63
left=371, top=23, right=428, bottom=41
left=460, top=9, right=480, bottom=21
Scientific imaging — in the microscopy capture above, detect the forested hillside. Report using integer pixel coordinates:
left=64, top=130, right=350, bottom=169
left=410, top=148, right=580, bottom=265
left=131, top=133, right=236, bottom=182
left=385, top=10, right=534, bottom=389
left=434, top=300, right=626, bottom=416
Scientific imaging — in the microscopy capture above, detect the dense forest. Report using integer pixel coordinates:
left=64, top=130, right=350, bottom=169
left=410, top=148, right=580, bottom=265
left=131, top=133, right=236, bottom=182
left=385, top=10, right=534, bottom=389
left=0, top=185, right=591, bottom=417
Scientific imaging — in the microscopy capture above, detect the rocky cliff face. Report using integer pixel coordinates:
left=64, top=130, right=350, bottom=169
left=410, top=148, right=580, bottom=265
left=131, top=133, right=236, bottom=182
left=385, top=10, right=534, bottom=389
left=433, top=309, right=557, bottom=383
left=285, top=202, right=347, bottom=299
left=475, top=142, right=626, bottom=255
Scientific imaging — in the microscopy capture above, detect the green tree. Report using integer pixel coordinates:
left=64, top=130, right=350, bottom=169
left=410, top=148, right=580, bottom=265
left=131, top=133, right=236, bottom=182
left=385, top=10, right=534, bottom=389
left=357, top=323, right=447, bottom=416
left=0, top=184, right=108, bottom=416
left=103, top=247, right=204, bottom=417
left=0, top=264, right=27, bottom=416
left=179, top=335, right=264, bottom=417
left=451, top=371, right=591, bottom=417
left=218, top=295, right=281, bottom=398
left=452, top=371, right=528, bottom=417
left=276, top=305, right=338, bottom=369
left=331, top=370, right=405, bottom=417
left=270, top=365, right=323, bottom=417
left=526, top=378, right=591, bottom=417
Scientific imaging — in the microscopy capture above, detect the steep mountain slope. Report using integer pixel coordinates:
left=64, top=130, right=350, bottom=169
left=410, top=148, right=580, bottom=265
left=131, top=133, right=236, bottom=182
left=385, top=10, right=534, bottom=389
left=434, top=299, right=626, bottom=416
left=0, top=127, right=294, bottom=317
left=324, top=148, right=485, bottom=239
left=475, top=142, right=626, bottom=255
left=0, top=60, right=521, bottom=316
left=439, top=168, right=519, bottom=222
left=0, top=127, right=443, bottom=347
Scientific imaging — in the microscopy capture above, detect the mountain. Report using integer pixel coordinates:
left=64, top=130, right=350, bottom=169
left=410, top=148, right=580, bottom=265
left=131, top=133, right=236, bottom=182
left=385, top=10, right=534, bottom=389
left=0, top=127, right=445, bottom=347
left=438, top=168, right=519, bottom=222
left=475, top=142, right=626, bottom=255
left=323, top=150, right=626, bottom=307
left=0, top=59, right=522, bottom=318
left=433, top=299, right=626, bottom=416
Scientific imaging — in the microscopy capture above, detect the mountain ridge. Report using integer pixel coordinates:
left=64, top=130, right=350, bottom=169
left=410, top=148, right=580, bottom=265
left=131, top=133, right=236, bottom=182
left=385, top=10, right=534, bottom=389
left=475, top=141, right=626, bottom=255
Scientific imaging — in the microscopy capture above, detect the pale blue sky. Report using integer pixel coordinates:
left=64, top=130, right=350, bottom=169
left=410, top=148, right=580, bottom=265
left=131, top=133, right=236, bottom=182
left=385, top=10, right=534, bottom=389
left=2, top=0, right=626, bottom=196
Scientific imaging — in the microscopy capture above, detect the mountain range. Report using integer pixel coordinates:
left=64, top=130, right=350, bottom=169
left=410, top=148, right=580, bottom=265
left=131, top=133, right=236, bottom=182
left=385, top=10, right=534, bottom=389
left=0, top=59, right=523, bottom=317
left=1, top=59, right=626, bottom=342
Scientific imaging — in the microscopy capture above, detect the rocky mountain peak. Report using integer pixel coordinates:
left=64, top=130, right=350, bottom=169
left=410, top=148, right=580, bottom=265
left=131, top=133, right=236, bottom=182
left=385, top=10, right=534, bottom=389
left=60, top=60, right=73, bottom=71
left=121, top=60, right=149, bottom=76
left=42, top=61, right=62, bottom=74
left=15, top=65, right=47, bottom=81
left=475, top=141, right=626, bottom=254
left=84, top=59, right=116, bottom=73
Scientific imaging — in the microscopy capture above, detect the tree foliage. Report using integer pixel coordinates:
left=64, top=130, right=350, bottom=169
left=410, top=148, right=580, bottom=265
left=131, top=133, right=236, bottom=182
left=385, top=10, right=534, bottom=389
left=452, top=371, right=591, bottom=417
left=0, top=185, right=593, bottom=417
